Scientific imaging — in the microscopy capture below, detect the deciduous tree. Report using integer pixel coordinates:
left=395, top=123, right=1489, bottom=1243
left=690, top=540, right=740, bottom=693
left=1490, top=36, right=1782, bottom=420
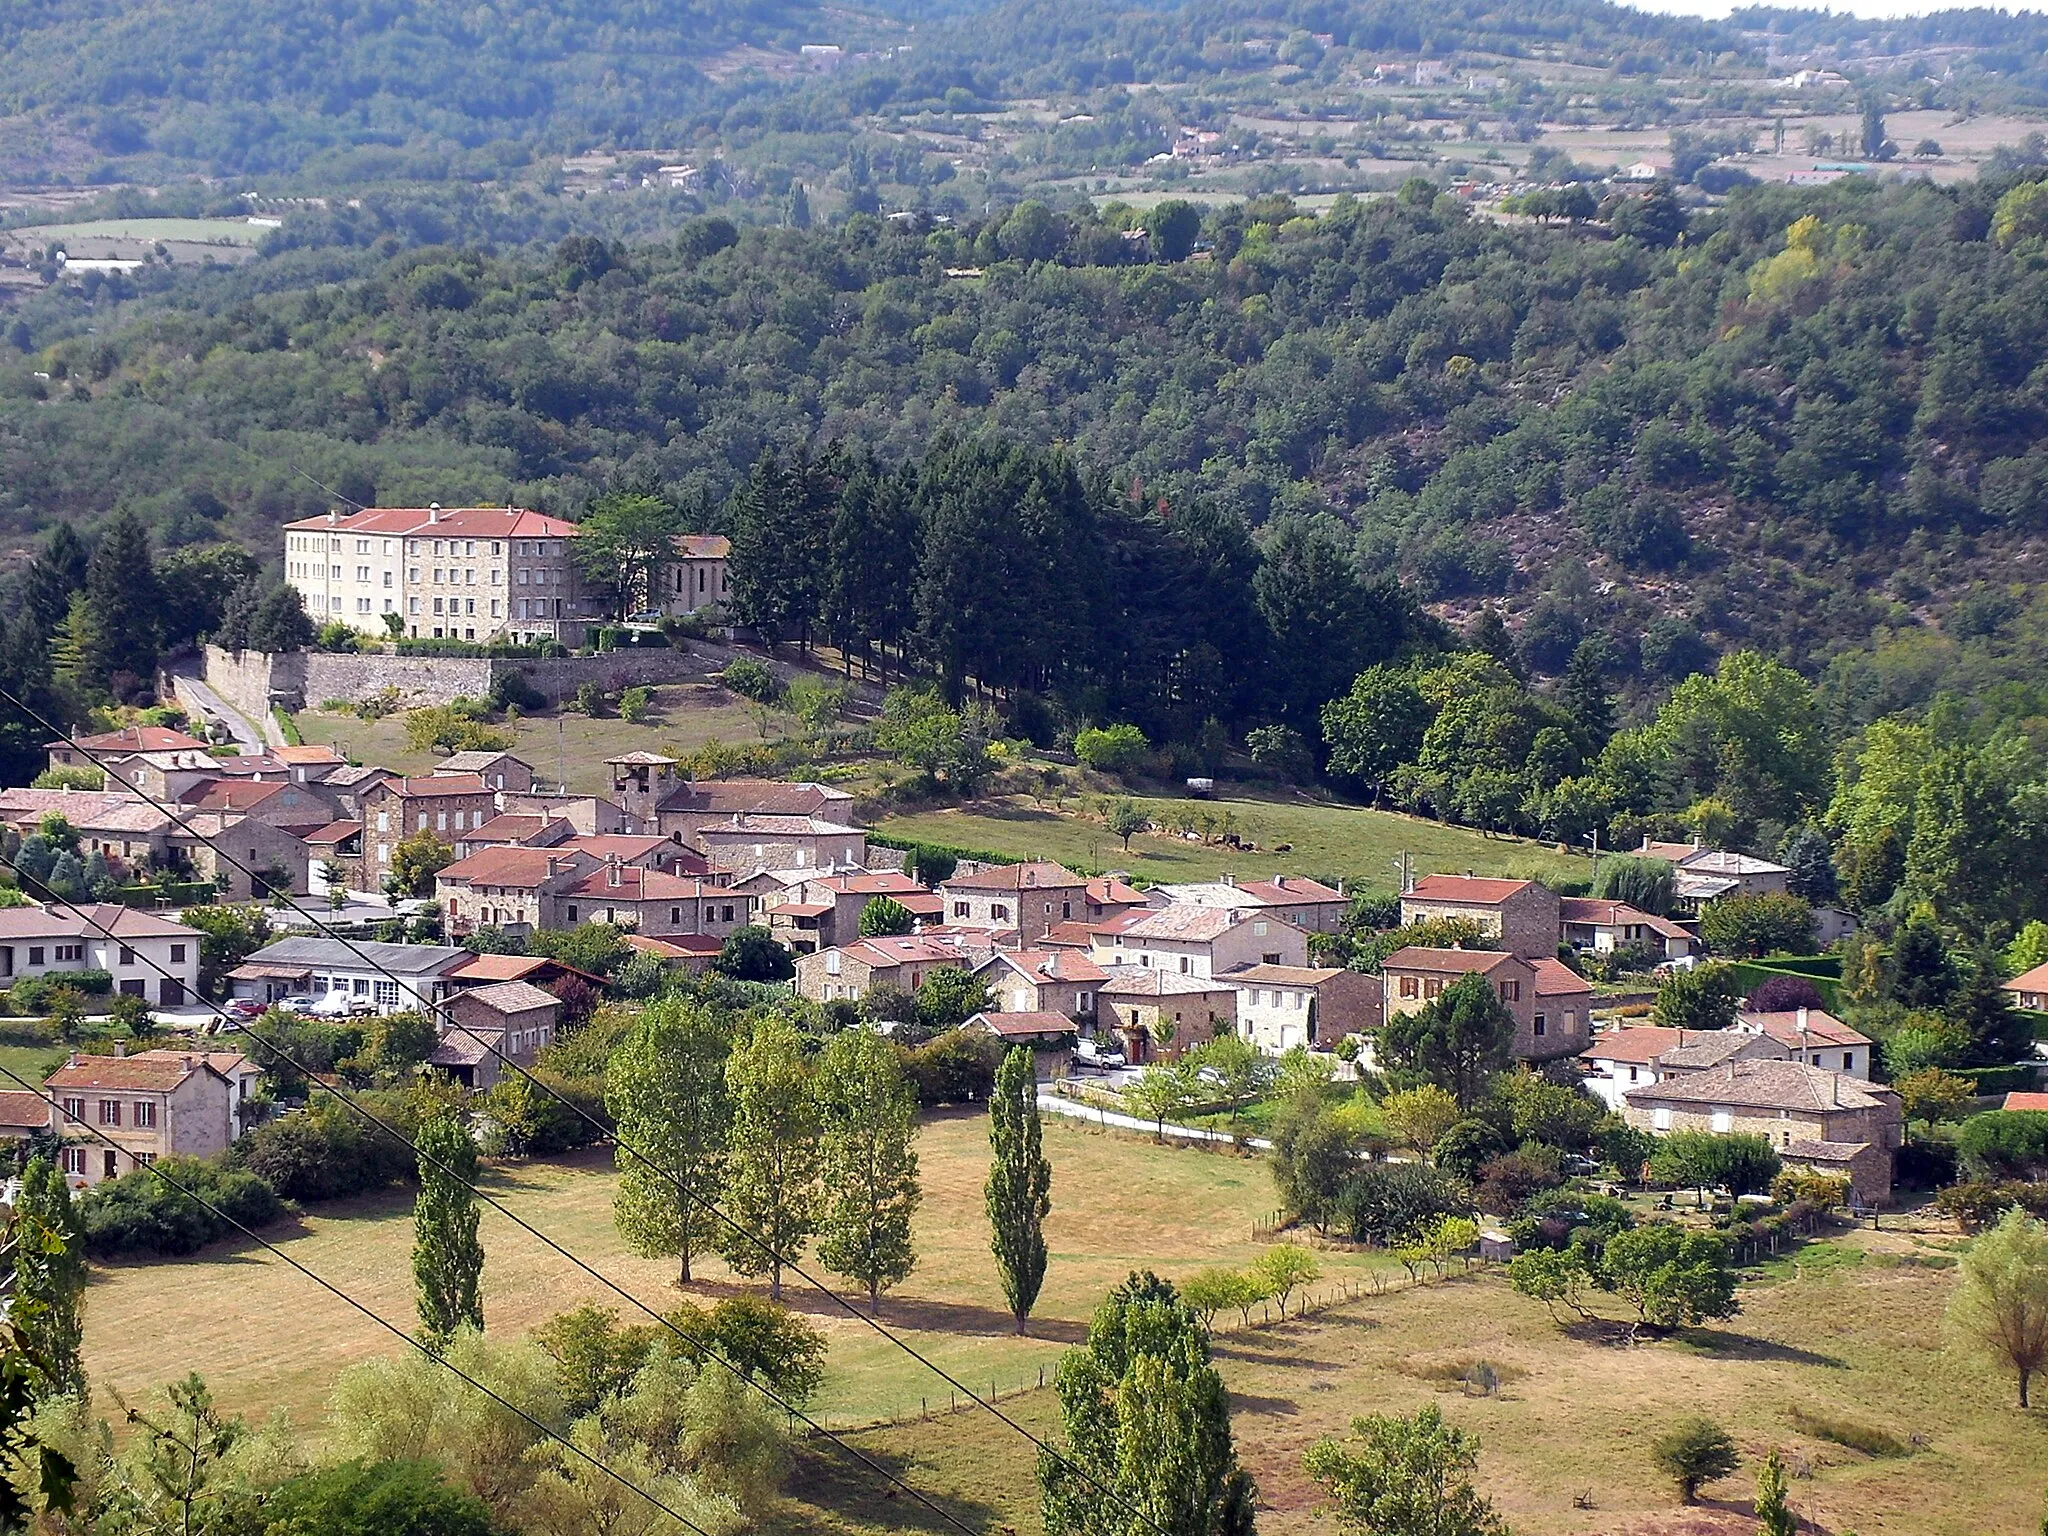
left=815, top=1026, right=921, bottom=1308
left=606, top=999, right=730, bottom=1284
left=1304, top=1403, right=1507, bottom=1536
left=414, top=1109, right=485, bottom=1348
left=718, top=1018, right=822, bottom=1301
left=1947, top=1207, right=2048, bottom=1407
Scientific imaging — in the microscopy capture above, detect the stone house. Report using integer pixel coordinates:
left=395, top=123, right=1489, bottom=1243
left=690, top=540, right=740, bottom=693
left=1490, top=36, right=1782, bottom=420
left=661, top=533, right=731, bottom=615
left=761, top=871, right=942, bottom=954
left=430, top=981, right=562, bottom=1092
left=1095, top=967, right=1238, bottom=1063
left=1146, top=874, right=1347, bottom=935
left=1378, top=946, right=1586, bottom=1064
left=435, top=846, right=598, bottom=935
left=1623, top=1059, right=1904, bottom=1203
left=692, top=815, right=867, bottom=876
left=1089, top=905, right=1309, bottom=981
left=46, top=1050, right=236, bottom=1187
left=435, top=751, right=536, bottom=793
left=1399, top=875, right=1561, bottom=960
left=1222, top=963, right=1380, bottom=1055
left=2005, top=961, right=2048, bottom=1013
left=937, top=862, right=1091, bottom=944
left=972, top=948, right=1108, bottom=1021
left=360, top=773, right=497, bottom=888
left=543, top=861, right=751, bottom=938
left=794, top=935, right=984, bottom=1004
left=177, top=778, right=343, bottom=832
left=1734, top=1008, right=1873, bottom=1079
left=44, top=725, right=211, bottom=775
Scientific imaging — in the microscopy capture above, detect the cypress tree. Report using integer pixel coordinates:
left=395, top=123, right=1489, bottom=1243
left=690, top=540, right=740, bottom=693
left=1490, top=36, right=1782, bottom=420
left=12, top=1157, right=86, bottom=1398
left=986, top=1045, right=1052, bottom=1334
left=413, top=1110, right=484, bottom=1348
left=1559, top=638, right=1616, bottom=753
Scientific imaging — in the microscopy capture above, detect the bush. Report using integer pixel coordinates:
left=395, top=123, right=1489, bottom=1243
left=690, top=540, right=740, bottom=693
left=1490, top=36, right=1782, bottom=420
left=1335, top=1161, right=1472, bottom=1247
left=233, top=1093, right=418, bottom=1201
left=900, top=1030, right=1002, bottom=1105
left=1783, top=1406, right=1909, bottom=1458
left=1746, top=973, right=1825, bottom=1012
left=618, top=685, right=653, bottom=723
left=9, top=970, right=112, bottom=1012
left=720, top=656, right=784, bottom=703
left=259, top=1459, right=498, bottom=1535
left=1073, top=723, right=1150, bottom=774
left=1956, top=1111, right=2048, bottom=1181
left=77, top=1155, right=284, bottom=1257
left=1506, top=1188, right=1635, bottom=1253
left=488, top=669, right=547, bottom=713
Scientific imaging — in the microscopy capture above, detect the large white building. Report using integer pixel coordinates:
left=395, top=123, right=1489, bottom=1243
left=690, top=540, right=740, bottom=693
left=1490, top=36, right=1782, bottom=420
left=282, top=504, right=596, bottom=645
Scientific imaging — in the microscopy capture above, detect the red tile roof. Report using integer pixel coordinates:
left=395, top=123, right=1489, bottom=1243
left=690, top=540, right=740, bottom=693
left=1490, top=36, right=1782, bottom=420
left=562, top=866, right=715, bottom=901
left=562, top=835, right=672, bottom=863
left=1405, top=874, right=1537, bottom=905
left=981, top=949, right=1110, bottom=984
left=282, top=506, right=579, bottom=538
left=965, top=1010, right=1078, bottom=1039
left=676, top=534, right=731, bottom=558
left=1236, top=875, right=1342, bottom=905
left=1381, top=945, right=1521, bottom=974
left=1739, top=1009, right=1869, bottom=1049
left=0, top=1091, right=48, bottom=1130
left=51, top=725, right=211, bottom=754
left=46, top=1053, right=219, bottom=1093
left=377, top=773, right=489, bottom=798
left=1586, top=1026, right=1688, bottom=1065
left=301, top=820, right=363, bottom=845
left=2004, top=962, right=2048, bottom=996
left=179, top=780, right=289, bottom=812
left=437, top=847, right=587, bottom=888
left=1532, top=957, right=1593, bottom=997
left=943, top=861, right=1085, bottom=892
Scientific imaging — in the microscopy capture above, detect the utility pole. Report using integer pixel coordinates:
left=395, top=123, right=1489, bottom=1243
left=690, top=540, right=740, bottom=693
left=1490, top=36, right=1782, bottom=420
left=1390, top=851, right=1411, bottom=894
left=1584, top=828, right=1600, bottom=861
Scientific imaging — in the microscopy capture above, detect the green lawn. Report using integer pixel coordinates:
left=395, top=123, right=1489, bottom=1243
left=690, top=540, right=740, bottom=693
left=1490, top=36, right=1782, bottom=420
left=876, top=791, right=1585, bottom=892
left=294, top=685, right=804, bottom=795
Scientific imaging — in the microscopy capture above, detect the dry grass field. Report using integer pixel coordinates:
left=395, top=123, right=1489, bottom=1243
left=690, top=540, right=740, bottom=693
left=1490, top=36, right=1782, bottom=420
left=80, top=1112, right=1388, bottom=1431
left=801, top=1235, right=2048, bottom=1536
left=80, top=1113, right=2045, bottom=1536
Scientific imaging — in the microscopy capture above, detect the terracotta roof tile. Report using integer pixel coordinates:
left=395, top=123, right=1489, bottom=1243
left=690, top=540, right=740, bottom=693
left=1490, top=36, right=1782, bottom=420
left=1405, top=874, right=1537, bottom=905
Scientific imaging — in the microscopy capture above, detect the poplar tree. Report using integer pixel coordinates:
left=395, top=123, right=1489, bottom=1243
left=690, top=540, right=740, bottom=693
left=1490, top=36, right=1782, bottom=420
left=816, top=1026, right=921, bottom=1309
left=718, top=1016, right=822, bottom=1300
left=413, top=1110, right=484, bottom=1347
left=12, top=1156, right=85, bottom=1397
left=986, top=1046, right=1052, bottom=1334
left=606, top=997, right=731, bottom=1284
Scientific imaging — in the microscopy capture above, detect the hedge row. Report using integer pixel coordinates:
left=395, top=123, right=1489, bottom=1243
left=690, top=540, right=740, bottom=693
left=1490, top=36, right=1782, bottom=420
left=1726, top=959, right=1844, bottom=1012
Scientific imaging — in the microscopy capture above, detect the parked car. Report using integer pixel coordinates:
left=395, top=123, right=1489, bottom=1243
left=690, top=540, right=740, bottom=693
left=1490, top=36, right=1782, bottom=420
left=224, top=998, right=267, bottom=1020
left=276, top=994, right=321, bottom=1015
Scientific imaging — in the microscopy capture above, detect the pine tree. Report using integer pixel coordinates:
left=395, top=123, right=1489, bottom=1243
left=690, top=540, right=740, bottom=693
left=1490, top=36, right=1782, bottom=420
left=20, top=525, right=89, bottom=643
left=857, top=896, right=914, bottom=937
left=986, top=1046, right=1052, bottom=1334
left=413, top=1109, right=484, bottom=1347
left=727, top=452, right=834, bottom=649
left=1559, top=638, right=1616, bottom=753
left=76, top=508, right=161, bottom=692
left=605, top=997, right=730, bottom=1284
left=816, top=1026, right=921, bottom=1309
left=248, top=585, right=317, bottom=653
left=718, top=1016, right=822, bottom=1300
left=12, top=1157, right=86, bottom=1398
left=823, top=455, right=920, bottom=677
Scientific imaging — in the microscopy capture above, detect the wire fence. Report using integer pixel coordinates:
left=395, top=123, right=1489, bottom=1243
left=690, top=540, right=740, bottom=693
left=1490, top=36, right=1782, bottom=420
left=796, top=1265, right=1488, bottom=1438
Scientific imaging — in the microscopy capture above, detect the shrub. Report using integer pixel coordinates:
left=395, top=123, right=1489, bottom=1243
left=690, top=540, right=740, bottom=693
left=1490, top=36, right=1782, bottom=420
left=1335, top=1161, right=1471, bottom=1247
left=1957, top=1111, right=2048, bottom=1182
left=720, top=656, right=784, bottom=703
left=1746, top=973, right=1826, bottom=1012
left=488, top=670, right=547, bottom=713
left=233, top=1093, right=418, bottom=1202
left=76, top=1156, right=284, bottom=1257
left=618, top=685, right=653, bottom=723
left=1783, top=1405, right=1909, bottom=1458
left=900, top=1030, right=1002, bottom=1105
left=9, top=970, right=112, bottom=1012
left=1651, top=1417, right=1740, bottom=1503
left=30, top=766, right=103, bottom=791
left=1073, top=723, right=1150, bottom=774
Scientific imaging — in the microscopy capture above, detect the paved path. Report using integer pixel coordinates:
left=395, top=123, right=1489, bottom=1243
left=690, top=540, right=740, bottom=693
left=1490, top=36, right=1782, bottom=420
left=170, top=670, right=268, bottom=753
left=1036, top=1090, right=1272, bottom=1150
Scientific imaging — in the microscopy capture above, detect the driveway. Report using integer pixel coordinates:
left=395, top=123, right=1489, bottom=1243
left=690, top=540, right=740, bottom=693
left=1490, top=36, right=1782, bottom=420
left=168, top=668, right=268, bottom=753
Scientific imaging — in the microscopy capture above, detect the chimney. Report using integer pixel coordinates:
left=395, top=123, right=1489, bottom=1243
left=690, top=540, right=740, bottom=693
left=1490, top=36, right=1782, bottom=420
left=1221, top=873, right=1236, bottom=888
left=112, top=1041, right=125, bottom=1058
left=1795, top=1005, right=1809, bottom=1036
left=607, top=854, right=622, bottom=887
left=428, top=502, right=442, bottom=523
left=1272, top=874, right=1285, bottom=889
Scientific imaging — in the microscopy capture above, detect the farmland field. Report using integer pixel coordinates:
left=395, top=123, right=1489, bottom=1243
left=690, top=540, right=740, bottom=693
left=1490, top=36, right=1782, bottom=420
left=7, top=217, right=266, bottom=245
left=876, top=791, right=1585, bottom=892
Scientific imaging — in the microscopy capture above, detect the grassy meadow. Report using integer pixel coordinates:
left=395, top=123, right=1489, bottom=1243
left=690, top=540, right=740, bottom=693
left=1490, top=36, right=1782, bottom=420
left=79, top=1107, right=2044, bottom=1536
left=876, top=791, right=1586, bottom=892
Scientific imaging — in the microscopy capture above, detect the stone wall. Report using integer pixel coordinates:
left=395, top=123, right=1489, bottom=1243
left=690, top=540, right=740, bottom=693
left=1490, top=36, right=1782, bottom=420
left=201, top=646, right=306, bottom=719
left=208, top=637, right=883, bottom=713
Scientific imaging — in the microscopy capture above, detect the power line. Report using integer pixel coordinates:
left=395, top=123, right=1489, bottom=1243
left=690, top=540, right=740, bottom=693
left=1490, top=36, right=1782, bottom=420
left=6, top=880, right=984, bottom=1536
left=0, top=1063, right=722, bottom=1536
left=6, top=700, right=1157, bottom=1535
